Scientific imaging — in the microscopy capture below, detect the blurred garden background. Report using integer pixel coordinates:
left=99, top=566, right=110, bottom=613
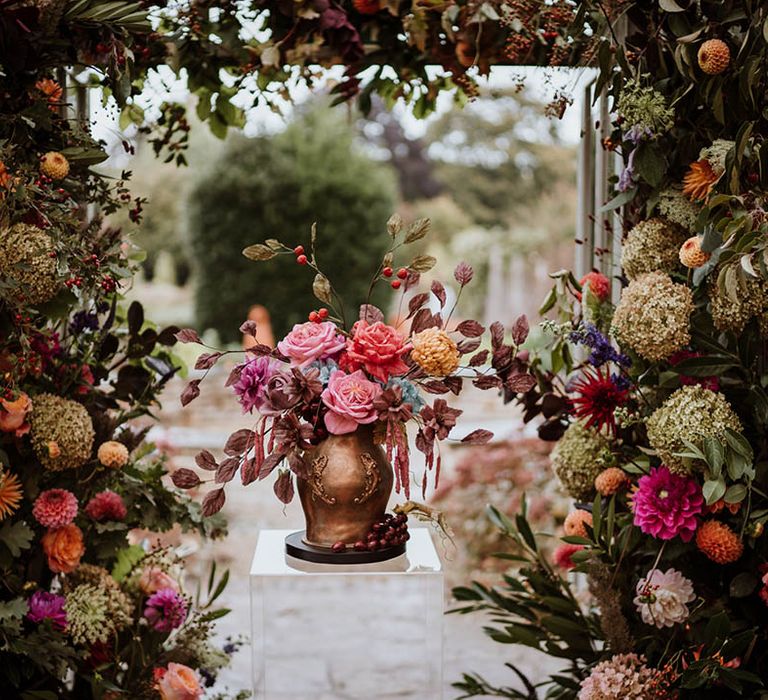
left=105, top=70, right=583, bottom=694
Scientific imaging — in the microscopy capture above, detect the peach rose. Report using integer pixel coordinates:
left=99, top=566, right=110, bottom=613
left=41, top=523, right=84, bottom=574
left=157, top=662, right=203, bottom=700
left=139, top=566, right=180, bottom=595
left=0, top=392, right=31, bottom=437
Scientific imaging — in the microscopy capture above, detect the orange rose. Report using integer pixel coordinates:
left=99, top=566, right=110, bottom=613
left=157, top=662, right=203, bottom=700
left=0, top=393, right=31, bottom=437
left=41, top=523, right=84, bottom=573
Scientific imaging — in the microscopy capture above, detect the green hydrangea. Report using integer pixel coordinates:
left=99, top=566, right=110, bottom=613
left=708, top=272, right=766, bottom=334
left=658, top=188, right=701, bottom=233
left=550, top=422, right=614, bottom=500
left=700, top=139, right=735, bottom=175
left=0, top=224, right=60, bottom=306
left=646, top=385, right=742, bottom=474
left=617, top=83, right=675, bottom=133
left=621, top=217, right=687, bottom=280
left=29, top=393, right=95, bottom=470
left=64, top=564, right=133, bottom=626
left=612, top=272, right=693, bottom=362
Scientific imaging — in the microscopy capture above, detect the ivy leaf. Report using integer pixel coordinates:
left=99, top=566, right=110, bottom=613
left=0, top=521, right=33, bottom=557
left=312, top=273, right=333, bottom=305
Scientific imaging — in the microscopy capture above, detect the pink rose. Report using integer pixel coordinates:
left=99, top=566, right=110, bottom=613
left=321, top=370, right=382, bottom=435
left=277, top=321, right=346, bottom=369
left=139, top=566, right=180, bottom=595
left=157, top=662, right=203, bottom=700
left=341, top=320, right=409, bottom=383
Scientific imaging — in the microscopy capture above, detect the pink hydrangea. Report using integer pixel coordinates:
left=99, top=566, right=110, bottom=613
left=32, top=488, right=78, bottom=528
left=277, top=321, right=345, bottom=369
left=321, top=369, right=382, bottom=435
left=84, top=490, right=127, bottom=522
left=632, top=466, right=703, bottom=542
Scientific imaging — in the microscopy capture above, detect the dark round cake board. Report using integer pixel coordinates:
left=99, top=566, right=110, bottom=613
left=285, top=531, right=406, bottom=564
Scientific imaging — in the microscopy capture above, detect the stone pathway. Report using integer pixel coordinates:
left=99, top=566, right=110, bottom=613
left=154, top=365, right=559, bottom=698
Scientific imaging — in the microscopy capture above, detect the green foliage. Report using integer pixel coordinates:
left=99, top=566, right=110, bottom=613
left=189, top=107, right=397, bottom=341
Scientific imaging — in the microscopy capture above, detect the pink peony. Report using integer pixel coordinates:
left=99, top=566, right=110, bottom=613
left=156, top=662, right=203, bottom=700
left=632, top=466, right=703, bottom=542
left=32, top=488, right=78, bottom=528
left=341, top=320, right=410, bottom=383
left=277, top=321, right=345, bottom=369
left=321, top=369, right=382, bottom=435
left=140, top=566, right=180, bottom=595
left=553, top=543, right=584, bottom=571
left=84, top=490, right=127, bottom=522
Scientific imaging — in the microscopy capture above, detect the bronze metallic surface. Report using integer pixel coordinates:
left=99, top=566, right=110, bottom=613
left=297, top=426, right=393, bottom=547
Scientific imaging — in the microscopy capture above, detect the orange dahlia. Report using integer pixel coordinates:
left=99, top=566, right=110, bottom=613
left=695, top=520, right=743, bottom=564
left=698, top=39, right=730, bottom=75
left=0, top=161, right=10, bottom=189
left=0, top=470, right=22, bottom=520
left=564, top=509, right=593, bottom=538
left=682, top=159, right=718, bottom=201
left=35, top=78, right=63, bottom=106
left=594, top=467, right=629, bottom=496
left=679, top=236, right=710, bottom=268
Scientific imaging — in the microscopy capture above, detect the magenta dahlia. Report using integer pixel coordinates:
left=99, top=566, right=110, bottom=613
left=32, top=488, right=78, bottom=528
left=144, top=587, right=188, bottom=632
left=632, top=466, right=703, bottom=541
left=570, top=368, right=629, bottom=434
left=26, top=590, right=67, bottom=630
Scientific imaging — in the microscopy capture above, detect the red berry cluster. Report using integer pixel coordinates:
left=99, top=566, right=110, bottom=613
left=100, top=275, right=117, bottom=292
left=330, top=513, right=409, bottom=553
left=293, top=245, right=307, bottom=265
left=308, top=308, right=329, bottom=323
left=382, top=266, right=407, bottom=290
left=65, top=276, right=84, bottom=289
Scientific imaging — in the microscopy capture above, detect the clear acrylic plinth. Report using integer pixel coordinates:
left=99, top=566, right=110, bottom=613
left=250, top=528, right=443, bottom=700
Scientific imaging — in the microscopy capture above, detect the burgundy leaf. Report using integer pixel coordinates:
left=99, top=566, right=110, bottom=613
left=404, top=270, right=421, bottom=291
left=359, top=304, right=384, bottom=324
left=456, top=320, right=484, bottom=338
left=171, top=468, right=201, bottom=489
left=407, top=293, right=430, bottom=319
left=411, top=308, right=434, bottom=335
left=492, top=346, right=514, bottom=369
left=250, top=343, right=273, bottom=356
left=430, top=280, right=446, bottom=308
left=175, top=328, right=201, bottom=344
left=224, top=429, right=255, bottom=456
left=239, top=320, right=259, bottom=337
left=195, top=449, right=218, bottom=471
left=461, top=429, right=494, bottom=445
left=443, top=376, right=463, bottom=395
left=457, top=338, right=481, bottom=354
left=511, top=315, right=530, bottom=346
left=258, top=452, right=285, bottom=480
left=215, top=457, right=240, bottom=483
left=225, top=364, right=243, bottom=388
left=505, top=372, right=537, bottom=394
left=469, top=350, right=489, bottom=367
left=274, top=469, right=295, bottom=504
left=180, top=380, right=200, bottom=407
left=287, top=451, right=309, bottom=479
left=421, top=380, right=450, bottom=395
left=473, top=375, right=503, bottom=390
left=202, top=488, right=226, bottom=517
left=195, top=352, right=223, bottom=370
left=454, top=262, right=474, bottom=286
left=490, top=321, right=505, bottom=350
left=241, top=457, right=258, bottom=485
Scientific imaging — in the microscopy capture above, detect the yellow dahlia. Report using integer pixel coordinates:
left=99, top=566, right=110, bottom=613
left=411, top=328, right=460, bottom=377
left=0, top=470, right=22, bottom=520
left=97, top=440, right=130, bottom=469
left=40, top=151, right=69, bottom=180
left=682, top=159, right=718, bottom=201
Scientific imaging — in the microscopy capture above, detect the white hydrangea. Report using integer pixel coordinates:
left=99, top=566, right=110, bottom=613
left=700, top=139, right=735, bottom=175
left=633, top=567, right=695, bottom=628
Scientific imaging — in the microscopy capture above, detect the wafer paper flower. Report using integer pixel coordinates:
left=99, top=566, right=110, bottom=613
left=321, top=369, right=382, bottom=434
left=277, top=321, right=345, bottom=369
left=232, top=356, right=280, bottom=413
left=634, top=567, right=695, bottom=627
